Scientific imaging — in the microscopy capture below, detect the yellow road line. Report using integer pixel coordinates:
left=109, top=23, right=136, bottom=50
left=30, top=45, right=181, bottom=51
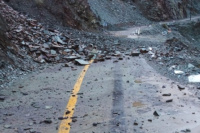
left=58, top=60, right=93, bottom=133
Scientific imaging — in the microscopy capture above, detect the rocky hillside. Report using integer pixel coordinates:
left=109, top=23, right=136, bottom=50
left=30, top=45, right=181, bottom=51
left=4, top=0, right=200, bottom=29
left=4, top=0, right=100, bottom=30
left=0, top=0, right=38, bottom=86
left=135, top=0, right=200, bottom=21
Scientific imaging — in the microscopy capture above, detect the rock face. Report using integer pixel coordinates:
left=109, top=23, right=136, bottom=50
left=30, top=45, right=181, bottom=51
left=135, top=0, right=200, bottom=21
left=0, top=14, right=14, bottom=66
left=4, top=0, right=99, bottom=30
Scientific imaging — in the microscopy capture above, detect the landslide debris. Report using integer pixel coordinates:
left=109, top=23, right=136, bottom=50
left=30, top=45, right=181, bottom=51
left=0, top=0, right=38, bottom=86
left=0, top=0, right=136, bottom=87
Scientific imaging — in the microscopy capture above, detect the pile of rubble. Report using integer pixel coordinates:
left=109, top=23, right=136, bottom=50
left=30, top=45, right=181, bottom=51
left=0, top=0, right=137, bottom=67
left=142, top=36, right=200, bottom=83
left=0, top=0, right=94, bottom=65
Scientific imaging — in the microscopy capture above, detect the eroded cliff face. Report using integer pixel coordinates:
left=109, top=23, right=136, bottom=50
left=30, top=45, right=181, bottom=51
left=135, top=0, right=200, bottom=21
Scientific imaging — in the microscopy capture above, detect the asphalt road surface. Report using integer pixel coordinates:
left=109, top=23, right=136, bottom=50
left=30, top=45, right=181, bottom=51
left=1, top=55, right=200, bottom=133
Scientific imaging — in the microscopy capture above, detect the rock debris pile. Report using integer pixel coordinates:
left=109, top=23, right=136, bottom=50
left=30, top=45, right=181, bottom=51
left=0, top=0, right=138, bottom=86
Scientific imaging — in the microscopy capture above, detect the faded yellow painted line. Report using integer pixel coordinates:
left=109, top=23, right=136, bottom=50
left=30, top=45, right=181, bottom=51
left=58, top=60, right=93, bottom=133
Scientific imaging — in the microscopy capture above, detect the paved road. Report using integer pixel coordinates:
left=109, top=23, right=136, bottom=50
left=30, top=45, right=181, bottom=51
left=1, top=56, right=200, bottom=133
left=109, top=15, right=200, bottom=42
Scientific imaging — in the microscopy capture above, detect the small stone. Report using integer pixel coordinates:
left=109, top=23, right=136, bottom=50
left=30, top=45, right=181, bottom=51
left=30, top=129, right=37, bottom=133
left=43, top=43, right=50, bottom=48
left=98, top=58, right=105, bottom=62
left=140, top=48, right=149, bottom=54
left=0, top=96, right=5, bottom=101
left=162, top=85, right=166, bottom=88
left=93, top=123, right=98, bottom=126
left=188, top=63, right=195, bottom=69
left=93, top=59, right=98, bottom=63
left=45, top=106, right=53, bottom=110
left=19, top=86, right=24, bottom=88
left=43, top=118, right=52, bottom=124
left=53, top=36, right=65, bottom=44
left=58, top=117, right=68, bottom=120
left=71, top=68, right=77, bottom=71
left=166, top=99, right=173, bottom=103
left=181, top=128, right=191, bottom=132
left=133, top=122, right=138, bottom=126
left=118, top=57, right=123, bottom=60
left=162, top=93, right=171, bottom=96
left=29, top=122, right=34, bottom=126
left=114, top=40, right=120, bottom=45
left=31, top=102, right=40, bottom=108
left=21, top=92, right=28, bottom=95
left=4, top=125, right=11, bottom=129
left=65, top=110, right=71, bottom=115
left=50, top=50, right=57, bottom=55
left=72, top=119, right=77, bottom=123
left=153, top=111, right=159, bottom=116
left=105, top=56, right=111, bottom=60
left=174, top=70, right=184, bottom=75
left=64, top=63, right=70, bottom=67
left=114, top=51, right=121, bottom=56
left=177, top=85, right=185, bottom=91
left=75, top=59, right=90, bottom=65
left=131, top=51, right=140, bottom=56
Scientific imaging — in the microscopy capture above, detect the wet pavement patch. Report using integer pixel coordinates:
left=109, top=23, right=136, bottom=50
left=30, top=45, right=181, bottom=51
left=133, top=102, right=145, bottom=108
left=110, top=65, right=126, bottom=132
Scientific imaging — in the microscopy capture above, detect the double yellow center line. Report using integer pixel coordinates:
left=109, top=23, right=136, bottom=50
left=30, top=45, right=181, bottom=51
left=58, top=60, right=93, bottom=133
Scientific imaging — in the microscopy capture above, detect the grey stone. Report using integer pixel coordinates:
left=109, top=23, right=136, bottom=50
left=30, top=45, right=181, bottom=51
left=45, top=106, right=52, bottom=110
left=4, top=125, right=11, bottom=129
left=162, top=93, right=171, bottom=96
left=131, top=51, right=140, bottom=56
left=53, top=36, right=65, bottom=44
left=166, top=99, right=173, bottom=103
left=153, top=111, right=159, bottom=116
left=188, top=63, right=195, bottom=69
left=43, top=118, right=52, bottom=124
left=0, top=96, right=5, bottom=101
left=75, top=59, right=90, bottom=65
left=43, top=43, right=50, bottom=48
left=50, top=50, right=57, bottom=55
left=177, top=85, right=185, bottom=91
